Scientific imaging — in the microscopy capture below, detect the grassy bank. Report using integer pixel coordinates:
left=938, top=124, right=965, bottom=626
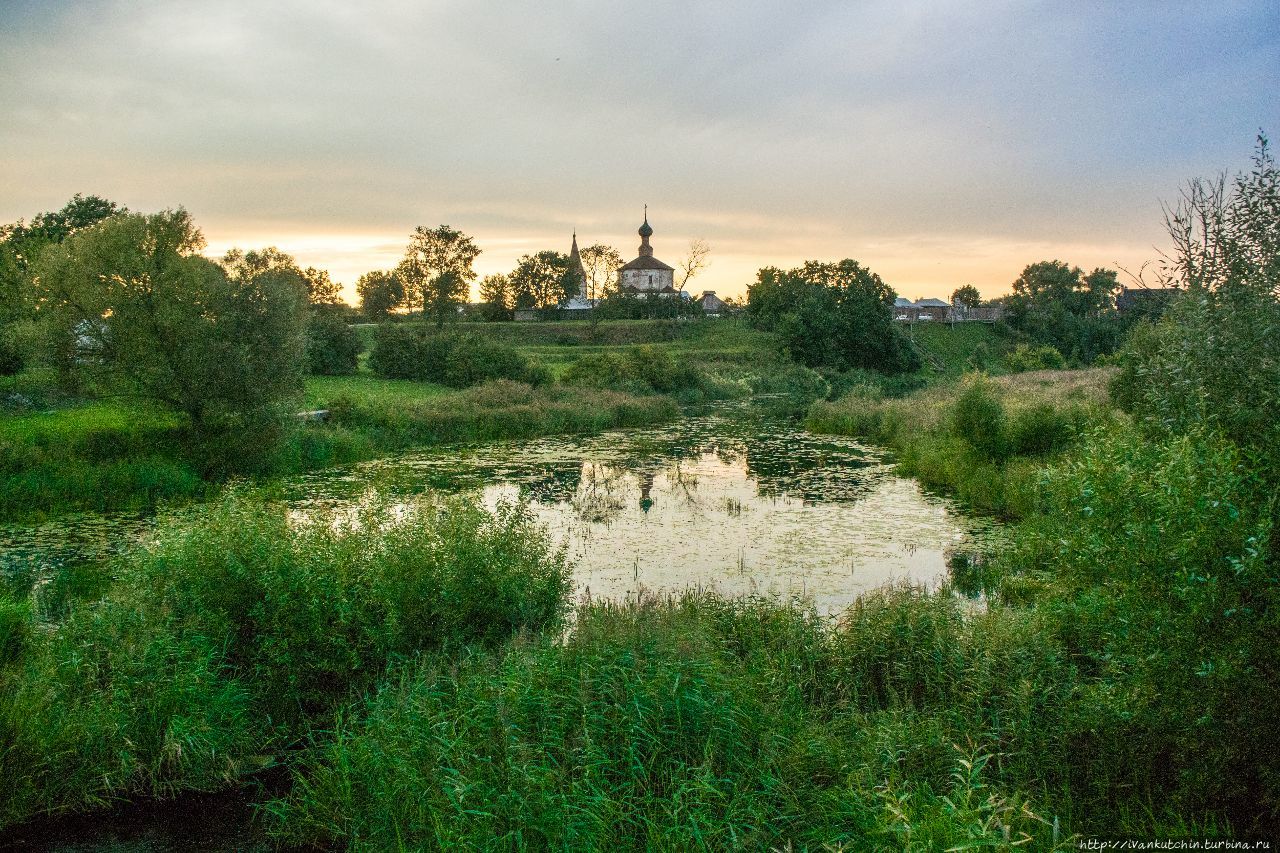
left=807, top=369, right=1115, bottom=516
left=0, top=369, right=678, bottom=521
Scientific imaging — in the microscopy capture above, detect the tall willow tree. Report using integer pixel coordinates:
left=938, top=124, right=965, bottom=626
left=35, top=210, right=308, bottom=472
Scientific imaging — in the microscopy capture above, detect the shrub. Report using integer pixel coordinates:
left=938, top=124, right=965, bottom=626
left=1000, top=426, right=1279, bottom=829
left=562, top=345, right=707, bottom=398
left=0, top=328, right=23, bottom=376
left=305, top=313, right=362, bottom=376
left=1003, top=343, right=1066, bottom=373
left=0, top=491, right=573, bottom=827
left=1007, top=403, right=1074, bottom=456
left=951, top=378, right=1007, bottom=460
left=369, top=326, right=542, bottom=388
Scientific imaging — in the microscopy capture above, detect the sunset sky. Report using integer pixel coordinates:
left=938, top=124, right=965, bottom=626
left=2, top=1, right=1277, bottom=303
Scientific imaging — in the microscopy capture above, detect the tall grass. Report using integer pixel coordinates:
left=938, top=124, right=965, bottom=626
left=269, top=591, right=1076, bottom=850
left=0, top=491, right=571, bottom=827
left=323, top=378, right=678, bottom=448
left=807, top=370, right=1113, bottom=516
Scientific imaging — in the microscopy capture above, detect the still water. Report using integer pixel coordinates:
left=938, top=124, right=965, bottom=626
left=3, top=402, right=994, bottom=616
left=0, top=401, right=997, bottom=851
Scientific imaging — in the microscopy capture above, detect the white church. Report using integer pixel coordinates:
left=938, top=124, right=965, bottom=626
left=617, top=210, right=677, bottom=299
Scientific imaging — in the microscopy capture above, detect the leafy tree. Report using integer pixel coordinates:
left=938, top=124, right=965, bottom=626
left=509, top=251, right=570, bottom=313
left=580, top=244, right=623, bottom=301
left=951, top=284, right=981, bottom=312
left=579, top=244, right=623, bottom=326
left=746, top=260, right=918, bottom=373
left=1004, top=260, right=1123, bottom=361
left=1, top=194, right=121, bottom=373
left=399, top=225, right=481, bottom=325
left=356, top=270, right=405, bottom=321
left=302, top=266, right=344, bottom=307
left=1121, top=133, right=1280, bottom=461
left=34, top=210, right=307, bottom=468
left=479, top=274, right=513, bottom=321
left=306, top=313, right=363, bottom=375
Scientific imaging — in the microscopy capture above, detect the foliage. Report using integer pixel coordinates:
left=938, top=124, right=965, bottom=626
left=561, top=344, right=713, bottom=401
left=355, top=269, right=405, bottom=321
left=1, top=194, right=122, bottom=372
left=1001, top=261, right=1125, bottom=362
left=33, top=212, right=308, bottom=472
left=1003, top=342, right=1066, bottom=373
left=305, top=313, right=363, bottom=376
left=951, top=284, right=981, bottom=311
left=269, top=592, right=1075, bottom=850
left=579, top=243, right=623, bottom=304
left=809, top=370, right=1109, bottom=517
left=999, top=426, right=1278, bottom=829
left=369, top=325, right=546, bottom=388
left=1116, top=134, right=1280, bottom=476
left=0, top=493, right=571, bottom=826
left=324, top=379, right=678, bottom=448
left=509, top=250, right=571, bottom=311
left=301, top=266, right=343, bottom=306
left=478, top=273, right=513, bottom=321
left=746, top=259, right=918, bottom=373
left=398, top=225, right=481, bottom=324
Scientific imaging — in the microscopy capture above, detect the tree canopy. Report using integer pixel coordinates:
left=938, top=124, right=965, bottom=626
left=356, top=270, right=405, bottom=321
left=509, top=251, right=570, bottom=311
left=746, top=259, right=918, bottom=373
left=399, top=225, right=480, bottom=324
left=34, top=210, right=308, bottom=449
left=1003, top=260, right=1122, bottom=361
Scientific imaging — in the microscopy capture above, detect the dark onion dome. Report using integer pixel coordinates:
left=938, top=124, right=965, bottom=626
left=638, top=217, right=653, bottom=238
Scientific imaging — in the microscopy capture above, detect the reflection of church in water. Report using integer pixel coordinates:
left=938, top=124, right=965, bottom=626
left=638, top=472, right=655, bottom=513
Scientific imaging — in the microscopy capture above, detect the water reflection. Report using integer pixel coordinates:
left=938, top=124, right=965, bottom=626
left=1, top=403, right=997, bottom=614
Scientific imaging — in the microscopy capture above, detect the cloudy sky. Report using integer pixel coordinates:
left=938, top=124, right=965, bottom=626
left=2, top=1, right=1277, bottom=302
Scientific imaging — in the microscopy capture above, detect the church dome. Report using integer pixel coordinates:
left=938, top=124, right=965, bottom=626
left=638, top=217, right=653, bottom=238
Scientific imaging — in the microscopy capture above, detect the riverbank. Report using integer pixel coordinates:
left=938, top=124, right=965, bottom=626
left=807, top=368, right=1116, bottom=517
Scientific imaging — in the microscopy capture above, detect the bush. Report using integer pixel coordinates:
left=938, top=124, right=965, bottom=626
left=369, top=326, right=543, bottom=388
left=1003, top=343, right=1066, bottom=373
left=562, top=345, right=707, bottom=399
left=305, top=313, right=362, bottom=376
left=0, top=328, right=23, bottom=376
left=0, top=491, right=573, bottom=827
left=1000, top=426, right=1279, bottom=828
left=951, top=378, right=1007, bottom=460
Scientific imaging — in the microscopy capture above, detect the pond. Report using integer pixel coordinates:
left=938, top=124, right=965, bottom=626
left=0, top=400, right=999, bottom=851
left=2, top=401, right=995, bottom=617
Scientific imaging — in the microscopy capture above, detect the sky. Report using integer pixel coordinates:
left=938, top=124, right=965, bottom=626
left=1, top=1, right=1277, bottom=304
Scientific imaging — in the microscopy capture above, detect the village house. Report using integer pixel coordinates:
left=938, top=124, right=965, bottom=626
left=695, top=290, right=728, bottom=316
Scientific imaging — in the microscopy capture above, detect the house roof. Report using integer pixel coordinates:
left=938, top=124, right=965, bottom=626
left=619, top=255, right=675, bottom=272
left=915, top=298, right=950, bottom=307
left=894, top=297, right=913, bottom=307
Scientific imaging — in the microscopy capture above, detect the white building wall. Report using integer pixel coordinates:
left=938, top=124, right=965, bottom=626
left=620, top=268, right=674, bottom=292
